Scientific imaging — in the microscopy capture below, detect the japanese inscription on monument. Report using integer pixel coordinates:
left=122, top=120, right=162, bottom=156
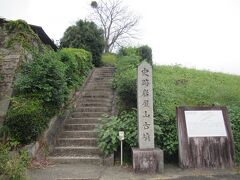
left=137, top=61, right=154, bottom=149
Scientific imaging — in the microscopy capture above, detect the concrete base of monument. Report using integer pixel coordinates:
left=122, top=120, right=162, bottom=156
left=132, top=148, right=164, bottom=173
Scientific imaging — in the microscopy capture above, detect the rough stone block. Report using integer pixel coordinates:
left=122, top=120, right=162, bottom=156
left=132, top=148, right=164, bottom=173
left=103, top=154, right=114, bottom=166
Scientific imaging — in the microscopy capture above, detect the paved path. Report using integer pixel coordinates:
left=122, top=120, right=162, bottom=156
left=27, top=163, right=240, bottom=180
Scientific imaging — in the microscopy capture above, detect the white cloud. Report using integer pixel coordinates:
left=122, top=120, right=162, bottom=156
left=0, top=0, right=240, bottom=75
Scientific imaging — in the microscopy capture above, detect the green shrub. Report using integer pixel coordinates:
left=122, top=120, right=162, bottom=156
left=15, top=50, right=68, bottom=110
left=60, top=20, right=104, bottom=67
left=137, top=45, right=152, bottom=65
left=97, top=111, right=137, bottom=155
left=113, top=55, right=140, bottom=109
left=4, top=96, right=47, bottom=144
left=115, top=55, right=140, bottom=71
left=118, top=47, right=138, bottom=57
left=118, top=45, right=152, bottom=65
left=0, top=143, right=29, bottom=180
left=59, top=48, right=93, bottom=88
left=102, top=53, right=117, bottom=66
left=97, top=110, right=162, bottom=156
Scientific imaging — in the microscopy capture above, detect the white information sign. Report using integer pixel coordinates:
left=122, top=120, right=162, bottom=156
left=184, top=110, right=227, bottom=137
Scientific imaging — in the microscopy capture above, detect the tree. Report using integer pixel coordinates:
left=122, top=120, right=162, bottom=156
left=60, top=20, right=104, bottom=67
left=90, top=0, right=139, bottom=53
left=137, top=45, right=152, bottom=65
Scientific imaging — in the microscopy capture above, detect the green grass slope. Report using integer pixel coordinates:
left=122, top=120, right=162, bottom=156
left=153, top=65, right=240, bottom=163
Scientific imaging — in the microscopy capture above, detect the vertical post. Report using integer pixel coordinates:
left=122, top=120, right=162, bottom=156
left=119, top=131, right=124, bottom=166
left=121, top=140, right=123, bottom=166
left=137, top=61, right=154, bottom=149
left=132, top=61, right=164, bottom=173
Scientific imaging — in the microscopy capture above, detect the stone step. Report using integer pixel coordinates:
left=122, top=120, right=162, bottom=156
left=93, top=70, right=114, bottom=73
left=91, top=76, right=113, bottom=79
left=57, top=138, right=97, bottom=146
left=95, top=68, right=114, bottom=70
left=93, top=68, right=114, bottom=71
left=89, top=76, right=113, bottom=79
left=94, top=68, right=115, bottom=71
left=82, top=95, right=113, bottom=100
left=92, top=73, right=114, bottom=76
left=83, top=88, right=113, bottom=92
left=91, top=77, right=113, bottom=80
left=66, top=118, right=100, bottom=124
left=71, top=112, right=108, bottom=118
left=85, top=81, right=112, bottom=85
left=79, top=98, right=112, bottom=103
left=64, top=124, right=97, bottom=131
left=52, top=146, right=101, bottom=156
left=95, top=67, right=115, bottom=69
left=84, top=86, right=113, bottom=90
left=77, top=102, right=112, bottom=107
left=48, top=156, right=102, bottom=164
left=82, top=91, right=113, bottom=97
left=75, top=107, right=111, bottom=112
left=48, top=66, right=115, bottom=165
left=87, top=83, right=112, bottom=87
left=60, top=130, right=97, bottom=138
left=88, top=81, right=113, bottom=84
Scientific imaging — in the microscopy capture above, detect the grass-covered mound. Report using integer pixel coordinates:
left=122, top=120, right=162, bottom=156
left=153, top=65, right=240, bottom=162
left=97, top=54, right=240, bottom=164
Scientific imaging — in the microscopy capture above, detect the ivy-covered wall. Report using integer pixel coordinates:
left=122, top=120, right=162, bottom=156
left=0, top=19, right=51, bottom=125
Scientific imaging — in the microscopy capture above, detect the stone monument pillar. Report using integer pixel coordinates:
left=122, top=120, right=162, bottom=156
left=132, top=61, right=164, bottom=173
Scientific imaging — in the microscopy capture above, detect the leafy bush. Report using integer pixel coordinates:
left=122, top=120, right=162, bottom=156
left=118, top=45, right=152, bottom=65
left=101, top=53, right=117, bottom=66
left=97, top=110, right=162, bottom=156
left=60, top=20, right=104, bottom=67
left=113, top=55, right=140, bottom=109
left=15, top=50, right=68, bottom=110
left=0, top=143, right=29, bottom=180
left=59, top=48, right=93, bottom=88
left=4, top=96, right=47, bottom=144
left=97, top=111, right=137, bottom=155
left=118, top=47, right=138, bottom=57
left=6, top=47, right=93, bottom=145
left=137, top=45, right=152, bottom=65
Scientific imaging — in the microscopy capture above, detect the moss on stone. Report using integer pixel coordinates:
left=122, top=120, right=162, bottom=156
left=3, top=20, right=44, bottom=51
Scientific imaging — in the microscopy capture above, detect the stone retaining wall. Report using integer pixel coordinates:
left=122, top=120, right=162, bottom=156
left=0, top=30, right=24, bottom=125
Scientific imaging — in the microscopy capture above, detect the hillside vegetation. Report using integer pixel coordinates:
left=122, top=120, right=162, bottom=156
left=98, top=53, right=240, bottom=164
left=153, top=65, right=240, bottom=162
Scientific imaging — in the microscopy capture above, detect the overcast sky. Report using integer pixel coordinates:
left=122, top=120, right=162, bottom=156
left=1, top=0, right=240, bottom=75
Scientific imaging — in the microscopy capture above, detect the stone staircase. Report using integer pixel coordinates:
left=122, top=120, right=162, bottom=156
left=48, top=67, right=115, bottom=164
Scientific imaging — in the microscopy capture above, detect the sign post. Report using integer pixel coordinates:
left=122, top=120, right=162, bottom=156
left=132, top=61, right=164, bottom=173
left=177, top=106, right=235, bottom=168
left=119, top=131, right=124, bottom=166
